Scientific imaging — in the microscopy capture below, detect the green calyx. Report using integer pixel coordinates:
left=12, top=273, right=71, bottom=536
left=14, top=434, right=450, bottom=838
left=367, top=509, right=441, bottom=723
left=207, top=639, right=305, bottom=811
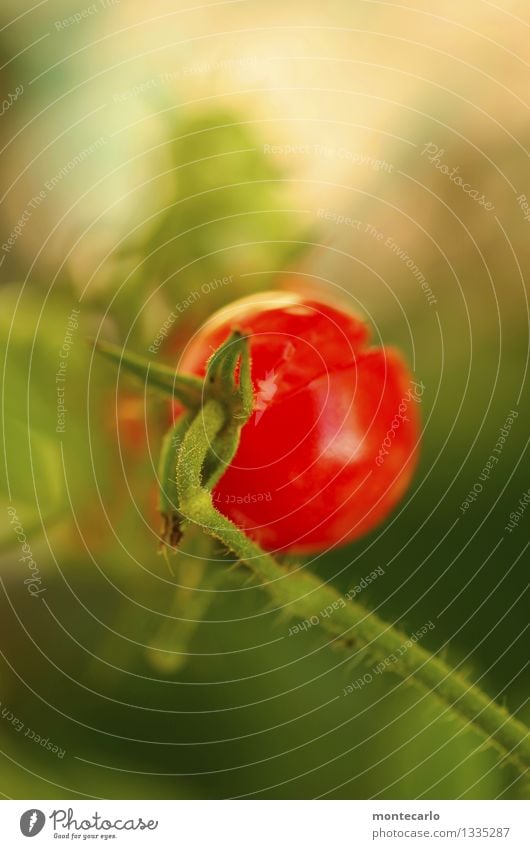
left=92, top=331, right=254, bottom=550
left=158, top=330, right=254, bottom=550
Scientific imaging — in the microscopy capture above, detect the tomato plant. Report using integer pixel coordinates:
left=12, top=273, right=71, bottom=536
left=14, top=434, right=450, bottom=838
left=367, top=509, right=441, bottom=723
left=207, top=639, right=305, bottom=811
left=94, top=297, right=530, bottom=777
left=174, top=291, right=421, bottom=553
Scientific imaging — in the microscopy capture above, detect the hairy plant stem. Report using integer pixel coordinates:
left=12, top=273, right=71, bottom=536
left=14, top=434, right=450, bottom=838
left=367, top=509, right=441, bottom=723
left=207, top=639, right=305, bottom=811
left=175, top=397, right=530, bottom=775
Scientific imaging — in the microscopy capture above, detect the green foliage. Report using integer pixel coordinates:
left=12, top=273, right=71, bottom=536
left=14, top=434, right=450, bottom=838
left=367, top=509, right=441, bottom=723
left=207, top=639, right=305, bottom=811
left=107, top=111, right=311, bottom=349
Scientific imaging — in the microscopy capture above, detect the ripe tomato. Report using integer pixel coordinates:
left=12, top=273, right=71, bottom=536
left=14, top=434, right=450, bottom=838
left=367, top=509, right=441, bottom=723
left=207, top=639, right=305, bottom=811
left=175, top=291, right=420, bottom=553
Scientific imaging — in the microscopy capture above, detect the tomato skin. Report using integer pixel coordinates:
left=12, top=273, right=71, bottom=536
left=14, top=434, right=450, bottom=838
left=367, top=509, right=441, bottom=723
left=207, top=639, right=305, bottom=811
left=175, top=292, right=420, bottom=553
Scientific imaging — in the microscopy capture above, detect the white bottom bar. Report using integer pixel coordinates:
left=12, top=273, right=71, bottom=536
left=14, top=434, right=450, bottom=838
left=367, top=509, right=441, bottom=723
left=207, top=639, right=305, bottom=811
left=2, top=800, right=528, bottom=848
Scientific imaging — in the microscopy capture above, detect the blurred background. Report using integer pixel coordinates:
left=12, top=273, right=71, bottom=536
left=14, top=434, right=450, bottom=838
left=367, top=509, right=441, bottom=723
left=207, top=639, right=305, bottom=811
left=0, top=0, right=528, bottom=799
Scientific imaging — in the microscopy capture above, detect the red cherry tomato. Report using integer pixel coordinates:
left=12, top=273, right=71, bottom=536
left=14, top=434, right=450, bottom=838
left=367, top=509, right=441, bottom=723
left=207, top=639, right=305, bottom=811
left=175, top=292, right=420, bottom=553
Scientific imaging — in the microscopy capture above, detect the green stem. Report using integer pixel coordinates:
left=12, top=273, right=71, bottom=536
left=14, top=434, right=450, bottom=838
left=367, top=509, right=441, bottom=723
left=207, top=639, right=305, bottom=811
left=146, top=528, right=222, bottom=674
left=91, top=337, right=203, bottom=409
left=176, top=399, right=530, bottom=775
left=157, top=413, right=193, bottom=548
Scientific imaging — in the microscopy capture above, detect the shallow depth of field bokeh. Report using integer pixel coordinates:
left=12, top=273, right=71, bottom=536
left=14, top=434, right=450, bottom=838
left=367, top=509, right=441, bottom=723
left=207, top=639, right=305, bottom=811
left=0, top=0, right=528, bottom=799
